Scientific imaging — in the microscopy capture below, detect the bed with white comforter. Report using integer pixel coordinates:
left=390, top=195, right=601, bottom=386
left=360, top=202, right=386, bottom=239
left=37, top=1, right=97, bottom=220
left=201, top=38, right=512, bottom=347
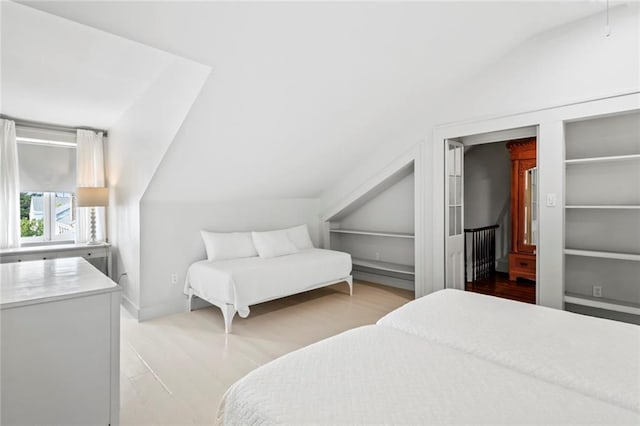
left=218, top=289, right=640, bottom=425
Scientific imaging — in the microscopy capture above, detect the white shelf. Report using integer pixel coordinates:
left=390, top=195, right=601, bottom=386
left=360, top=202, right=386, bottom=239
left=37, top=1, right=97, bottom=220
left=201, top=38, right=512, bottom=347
left=565, top=293, right=640, bottom=316
left=565, top=153, right=640, bottom=164
left=352, top=258, right=415, bottom=275
left=330, top=229, right=414, bottom=239
left=564, top=249, right=640, bottom=262
left=565, top=205, right=640, bottom=209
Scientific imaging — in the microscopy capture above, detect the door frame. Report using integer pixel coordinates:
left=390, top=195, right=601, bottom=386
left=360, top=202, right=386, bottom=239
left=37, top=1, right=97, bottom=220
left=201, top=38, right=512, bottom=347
left=429, top=91, right=640, bottom=310
left=441, top=127, right=541, bottom=300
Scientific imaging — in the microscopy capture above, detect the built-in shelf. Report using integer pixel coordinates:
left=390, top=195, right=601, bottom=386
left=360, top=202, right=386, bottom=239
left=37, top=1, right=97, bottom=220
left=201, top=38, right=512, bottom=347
left=352, top=258, right=415, bottom=275
left=565, top=153, right=640, bottom=164
left=564, top=113, right=640, bottom=320
left=330, top=229, right=414, bottom=239
left=564, top=249, right=640, bottom=262
left=564, top=292, right=640, bottom=316
left=565, top=205, right=640, bottom=209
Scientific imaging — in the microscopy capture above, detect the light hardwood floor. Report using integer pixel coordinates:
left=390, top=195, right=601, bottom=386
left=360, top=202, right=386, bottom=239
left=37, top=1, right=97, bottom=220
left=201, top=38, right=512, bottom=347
left=120, top=281, right=413, bottom=425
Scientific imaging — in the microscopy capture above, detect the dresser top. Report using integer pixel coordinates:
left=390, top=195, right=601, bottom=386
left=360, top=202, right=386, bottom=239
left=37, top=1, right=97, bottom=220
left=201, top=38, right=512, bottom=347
left=1, top=257, right=120, bottom=310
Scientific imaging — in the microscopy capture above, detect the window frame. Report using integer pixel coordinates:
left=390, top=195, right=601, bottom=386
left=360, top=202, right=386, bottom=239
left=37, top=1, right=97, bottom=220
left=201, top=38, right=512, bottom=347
left=20, top=192, right=76, bottom=246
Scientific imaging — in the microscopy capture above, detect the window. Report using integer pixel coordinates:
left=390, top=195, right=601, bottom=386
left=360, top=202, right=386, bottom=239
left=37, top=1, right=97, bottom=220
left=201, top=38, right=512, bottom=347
left=20, top=192, right=77, bottom=243
left=16, top=126, right=77, bottom=244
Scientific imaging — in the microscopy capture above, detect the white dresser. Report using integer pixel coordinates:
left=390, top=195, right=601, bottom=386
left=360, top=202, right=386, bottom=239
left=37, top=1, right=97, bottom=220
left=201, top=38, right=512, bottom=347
left=1, top=257, right=121, bottom=426
left=0, top=242, right=112, bottom=278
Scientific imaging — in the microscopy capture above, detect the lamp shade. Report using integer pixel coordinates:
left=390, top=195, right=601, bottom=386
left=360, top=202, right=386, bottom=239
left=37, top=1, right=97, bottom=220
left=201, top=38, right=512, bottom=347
left=76, top=187, right=109, bottom=207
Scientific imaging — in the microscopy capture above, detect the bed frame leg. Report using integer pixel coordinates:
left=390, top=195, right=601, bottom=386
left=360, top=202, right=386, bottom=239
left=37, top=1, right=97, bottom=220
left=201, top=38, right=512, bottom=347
left=187, top=290, right=194, bottom=312
left=221, top=304, right=236, bottom=334
left=346, top=276, right=353, bottom=296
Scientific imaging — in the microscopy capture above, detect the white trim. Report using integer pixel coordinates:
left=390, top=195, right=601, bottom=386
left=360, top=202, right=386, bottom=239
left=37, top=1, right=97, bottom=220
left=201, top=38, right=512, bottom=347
left=460, top=126, right=537, bottom=146
left=435, top=89, right=640, bottom=129
left=138, top=299, right=188, bottom=321
left=120, top=294, right=140, bottom=320
left=321, top=146, right=417, bottom=222
left=353, top=271, right=414, bottom=291
left=109, top=291, right=121, bottom=425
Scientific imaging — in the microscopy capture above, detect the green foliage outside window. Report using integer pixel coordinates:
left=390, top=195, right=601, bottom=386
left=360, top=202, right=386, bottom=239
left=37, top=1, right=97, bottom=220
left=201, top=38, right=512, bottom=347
left=20, top=193, right=32, bottom=219
left=21, top=218, right=44, bottom=237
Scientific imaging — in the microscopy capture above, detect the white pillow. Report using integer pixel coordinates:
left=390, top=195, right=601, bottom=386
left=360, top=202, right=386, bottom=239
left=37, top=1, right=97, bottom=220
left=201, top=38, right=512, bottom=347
left=285, top=224, right=314, bottom=250
left=251, top=230, right=299, bottom=258
left=200, top=231, right=258, bottom=261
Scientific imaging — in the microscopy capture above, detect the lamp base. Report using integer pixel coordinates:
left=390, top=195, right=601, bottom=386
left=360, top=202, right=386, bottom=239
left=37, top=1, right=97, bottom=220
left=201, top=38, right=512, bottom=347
left=88, top=207, right=100, bottom=245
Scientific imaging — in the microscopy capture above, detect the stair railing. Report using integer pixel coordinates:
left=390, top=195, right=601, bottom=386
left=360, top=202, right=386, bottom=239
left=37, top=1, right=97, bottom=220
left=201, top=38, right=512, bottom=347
left=464, top=224, right=499, bottom=283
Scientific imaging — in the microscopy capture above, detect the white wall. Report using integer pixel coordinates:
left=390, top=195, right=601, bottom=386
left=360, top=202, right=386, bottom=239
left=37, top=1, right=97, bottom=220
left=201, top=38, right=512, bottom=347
left=440, top=4, right=639, bottom=122
left=321, top=5, right=640, bottom=308
left=138, top=198, right=320, bottom=319
left=463, top=142, right=510, bottom=229
left=107, top=58, right=210, bottom=311
left=338, top=173, right=415, bottom=234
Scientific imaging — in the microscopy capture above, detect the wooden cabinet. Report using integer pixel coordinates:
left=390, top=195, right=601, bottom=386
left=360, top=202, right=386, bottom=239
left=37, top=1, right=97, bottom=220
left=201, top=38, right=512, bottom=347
left=507, top=138, right=537, bottom=282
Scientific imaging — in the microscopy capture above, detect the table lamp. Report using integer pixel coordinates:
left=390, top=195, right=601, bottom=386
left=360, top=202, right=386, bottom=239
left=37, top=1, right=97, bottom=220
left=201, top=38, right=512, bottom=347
left=76, top=187, right=109, bottom=245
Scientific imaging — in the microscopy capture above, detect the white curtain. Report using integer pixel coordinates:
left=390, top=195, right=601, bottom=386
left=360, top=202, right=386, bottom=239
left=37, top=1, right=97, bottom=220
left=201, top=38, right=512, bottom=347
left=76, top=129, right=106, bottom=243
left=0, top=119, right=20, bottom=249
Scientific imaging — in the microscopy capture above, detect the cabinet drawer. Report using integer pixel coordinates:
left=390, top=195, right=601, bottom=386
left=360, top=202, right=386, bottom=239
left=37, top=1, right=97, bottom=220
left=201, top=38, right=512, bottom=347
left=513, top=255, right=535, bottom=271
left=1, top=253, right=58, bottom=263
left=510, top=254, right=536, bottom=273
left=0, top=255, right=22, bottom=264
left=62, top=248, right=107, bottom=260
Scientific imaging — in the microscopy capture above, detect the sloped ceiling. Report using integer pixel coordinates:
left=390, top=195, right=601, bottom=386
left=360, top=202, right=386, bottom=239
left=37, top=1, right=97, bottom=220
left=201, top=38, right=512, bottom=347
left=16, top=1, right=607, bottom=201
left=0, top=1, right=177, bottom=128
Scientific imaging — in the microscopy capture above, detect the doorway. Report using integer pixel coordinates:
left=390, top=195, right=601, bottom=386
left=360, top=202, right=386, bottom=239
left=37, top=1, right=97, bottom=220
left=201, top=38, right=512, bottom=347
left=445, top=127, right=538, bottom=304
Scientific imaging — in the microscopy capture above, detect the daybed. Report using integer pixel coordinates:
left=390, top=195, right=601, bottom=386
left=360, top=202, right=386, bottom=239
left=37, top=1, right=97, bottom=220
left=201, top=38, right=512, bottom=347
left=184, top=225, right=352, bottom=333
left=218, top=289, right=640, bottom=424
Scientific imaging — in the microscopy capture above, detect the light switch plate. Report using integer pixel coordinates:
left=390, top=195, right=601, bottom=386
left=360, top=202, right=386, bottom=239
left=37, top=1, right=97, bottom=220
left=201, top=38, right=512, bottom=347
left=546, top=193, right=557, bottom=207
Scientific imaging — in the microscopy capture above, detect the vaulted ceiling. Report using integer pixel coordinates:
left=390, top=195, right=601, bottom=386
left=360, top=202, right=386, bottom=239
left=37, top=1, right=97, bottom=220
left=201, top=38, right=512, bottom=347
left=1, top=1, right=179, bottom=128
left=7, top=1, right=609, bottom=201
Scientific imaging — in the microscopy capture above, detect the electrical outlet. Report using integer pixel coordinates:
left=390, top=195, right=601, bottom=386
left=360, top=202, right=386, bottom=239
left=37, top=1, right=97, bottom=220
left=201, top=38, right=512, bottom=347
left=171, top=273, right=178, bottom=285
left=375, top=252, right=380, bottom=261
left=593, top=285, right=603, bottom=298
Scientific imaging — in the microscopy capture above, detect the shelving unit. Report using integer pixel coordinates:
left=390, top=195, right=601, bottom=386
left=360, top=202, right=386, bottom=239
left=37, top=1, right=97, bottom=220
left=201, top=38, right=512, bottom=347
left=565, top=205, right=640, bottom=210
left=565, top=153, right=640, bottom=164
left=564, top=293, right=640, bottom=316
left=564, top=111, right=640, bottom=320
left=325, top=163, right=416, bottom=291
left=352, top=258, right=415, bottom=275
left=564, top=249, right=640, bottom=262
left=329, top=229, right=414, bottom=239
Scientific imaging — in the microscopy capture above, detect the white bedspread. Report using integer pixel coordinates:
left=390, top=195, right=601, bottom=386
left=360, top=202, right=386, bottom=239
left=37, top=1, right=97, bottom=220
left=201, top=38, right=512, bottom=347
left=219, top=325, right=639, bottom=425
left=378, top=289, right=640, bottom=413
left=185, top=249, right=351, bottom=313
